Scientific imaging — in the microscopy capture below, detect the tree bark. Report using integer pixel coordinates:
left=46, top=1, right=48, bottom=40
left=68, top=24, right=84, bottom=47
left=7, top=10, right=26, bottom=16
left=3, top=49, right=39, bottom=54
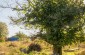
left=53, top=45, right=62, bottom=55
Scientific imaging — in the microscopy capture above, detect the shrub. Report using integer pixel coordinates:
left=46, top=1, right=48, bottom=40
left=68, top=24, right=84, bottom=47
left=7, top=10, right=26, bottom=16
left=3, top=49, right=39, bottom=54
left=27, top=43, right=42, bottom=54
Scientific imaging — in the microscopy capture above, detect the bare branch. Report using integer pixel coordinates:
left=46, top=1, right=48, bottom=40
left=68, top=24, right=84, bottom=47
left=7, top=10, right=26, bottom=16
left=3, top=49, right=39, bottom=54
left=0, top=5, right=24, bottom=11
left=15, top=0, right=23, bottom=9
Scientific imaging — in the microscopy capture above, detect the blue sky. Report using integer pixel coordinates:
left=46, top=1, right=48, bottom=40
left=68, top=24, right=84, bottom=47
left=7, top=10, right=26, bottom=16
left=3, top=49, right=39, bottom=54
left=0, top=0, right=85, bottom=37
left=0, top=0, right=38, bottom=37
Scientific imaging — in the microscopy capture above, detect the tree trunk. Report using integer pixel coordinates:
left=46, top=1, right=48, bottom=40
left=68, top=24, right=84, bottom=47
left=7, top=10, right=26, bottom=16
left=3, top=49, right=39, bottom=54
left=53, top=45, right=62, bottom=55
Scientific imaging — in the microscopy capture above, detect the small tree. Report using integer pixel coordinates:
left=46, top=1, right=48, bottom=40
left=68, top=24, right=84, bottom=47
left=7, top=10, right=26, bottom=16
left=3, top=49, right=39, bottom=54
left=15, top=32, right=28, bottom=40
left=0, top=22, right=8, bottom=42
left=10, top=0, right=85, bottom=55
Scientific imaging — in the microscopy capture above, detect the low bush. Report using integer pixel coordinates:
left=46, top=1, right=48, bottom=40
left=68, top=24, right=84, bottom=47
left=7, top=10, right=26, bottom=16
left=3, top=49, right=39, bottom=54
left=27, top=43, right=42, bottom=54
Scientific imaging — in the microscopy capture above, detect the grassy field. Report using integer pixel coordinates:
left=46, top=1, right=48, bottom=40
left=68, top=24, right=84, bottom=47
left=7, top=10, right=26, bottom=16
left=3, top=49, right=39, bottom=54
left=0, top=39, right=85, bottom=55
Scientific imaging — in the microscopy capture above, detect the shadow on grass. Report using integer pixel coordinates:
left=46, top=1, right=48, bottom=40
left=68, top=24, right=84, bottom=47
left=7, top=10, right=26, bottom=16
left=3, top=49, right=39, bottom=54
left=20, top=43, right=42, bottom=54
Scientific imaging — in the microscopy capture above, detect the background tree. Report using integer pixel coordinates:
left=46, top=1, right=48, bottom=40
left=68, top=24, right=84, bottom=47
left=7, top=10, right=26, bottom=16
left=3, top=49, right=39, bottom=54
left=0, top=22, right=8, bottom=42
left=15, top=31, right=29, bottom=40
left=10, top=0, right=85, bottom=55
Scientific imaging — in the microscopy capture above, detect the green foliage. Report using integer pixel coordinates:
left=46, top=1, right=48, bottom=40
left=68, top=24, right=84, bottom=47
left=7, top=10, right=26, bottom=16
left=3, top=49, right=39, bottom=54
left=11, top=0, right=85, bottom=55
left=14, top=0, right=85, bottom=46
left=0, top=22, right=8, bottom=42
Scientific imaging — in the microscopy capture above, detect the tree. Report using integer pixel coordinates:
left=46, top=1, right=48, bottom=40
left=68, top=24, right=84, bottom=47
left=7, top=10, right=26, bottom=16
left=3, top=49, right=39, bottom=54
left=0, top=22, right=8, bottom=42
left=15, top=31, right=28, bottom=40
left=11, top=0, right=85, bottom=55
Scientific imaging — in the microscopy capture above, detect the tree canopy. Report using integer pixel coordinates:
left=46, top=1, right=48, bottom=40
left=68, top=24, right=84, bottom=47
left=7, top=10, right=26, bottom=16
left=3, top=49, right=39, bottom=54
left=11, top=0, right=85, bottom=55
left=15, top=0, right=85, bottom=45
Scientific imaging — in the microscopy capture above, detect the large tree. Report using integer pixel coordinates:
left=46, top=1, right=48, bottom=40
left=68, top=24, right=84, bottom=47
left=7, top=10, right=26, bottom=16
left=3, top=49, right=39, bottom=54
left=10, top=0, right=85, bottom=55
left=0, top=22, right=8, bottom=41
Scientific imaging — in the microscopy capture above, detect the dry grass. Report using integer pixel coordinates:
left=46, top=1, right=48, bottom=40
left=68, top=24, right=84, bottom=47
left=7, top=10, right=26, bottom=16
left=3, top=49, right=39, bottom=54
left=0, top=39, right=53, bottom=55
left=0, top=40, right=32, bottom=55
left=0, top=39, right=85, bottom=55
